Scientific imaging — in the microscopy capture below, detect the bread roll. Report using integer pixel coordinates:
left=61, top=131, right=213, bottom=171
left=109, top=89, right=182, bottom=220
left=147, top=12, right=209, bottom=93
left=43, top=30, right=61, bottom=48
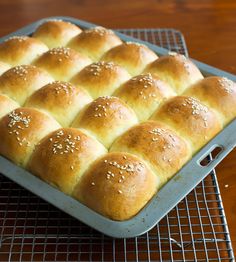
left=0, top=65, right=53, bottom=105
left=34, top=47, right=91, bottom=81
left=144, top=53, right=203, bottom=94
left=71, top=61, right=130, bottom=99
left=114, top=73, right=176, bottom=121
left=0, top=94, right=19, bottom=119
left=183, top=76, right=236, bottom=125
left=28, top=128, right=107, bottom=195
left=25, top=81, right=92, bottom=127
left=0, top=36, right=48, bottom=66
left=67, top=26, right=122, bottom=61
left=151, top=96, right=222, bottom=153
left=33, top=19, right=82, bottom=48
left=110, top=121, right=191, bottom=185
left=0, top=107, right=61, bottom=167
left=101, top=42, right=157, bottom=76
left=0, top=61, right=10, bottom=75
left=73, top=152, right=159, bottom=220
left=72, top=96, right=138, bottom=148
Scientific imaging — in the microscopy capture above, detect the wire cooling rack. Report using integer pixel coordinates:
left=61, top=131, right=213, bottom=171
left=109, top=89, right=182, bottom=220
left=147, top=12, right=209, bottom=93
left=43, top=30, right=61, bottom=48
left=0, top=29, right=235, bottom=262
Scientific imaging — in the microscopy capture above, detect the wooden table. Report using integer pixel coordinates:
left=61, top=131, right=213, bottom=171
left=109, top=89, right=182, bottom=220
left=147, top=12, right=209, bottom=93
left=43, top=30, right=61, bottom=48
left=0, top=0, right=235, bottom=254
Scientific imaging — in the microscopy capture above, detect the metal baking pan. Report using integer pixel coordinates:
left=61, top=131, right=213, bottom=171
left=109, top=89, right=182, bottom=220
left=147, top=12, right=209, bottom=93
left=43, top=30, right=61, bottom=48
left=0, top=16, right=235, bottom=238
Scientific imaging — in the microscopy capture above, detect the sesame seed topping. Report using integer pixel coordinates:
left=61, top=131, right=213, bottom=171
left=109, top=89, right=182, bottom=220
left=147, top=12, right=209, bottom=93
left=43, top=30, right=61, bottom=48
left=84, top=26, right=114, bottom=36
left=91, top=182, right=95, bottom=186
left=6, top=36, right=28, bottom=43
left=118, top=190, right=123, bottom=194
left=50, top=131, right=81, bottom=155
left=7, top=110, right=31, bottom=146
left=53, top=81, right=74, bottom=95
left=168, top=51, right=178, bottom=56
left=48, top=47, right=72, bottom=59
left=218, top=77, right=234, bottom=93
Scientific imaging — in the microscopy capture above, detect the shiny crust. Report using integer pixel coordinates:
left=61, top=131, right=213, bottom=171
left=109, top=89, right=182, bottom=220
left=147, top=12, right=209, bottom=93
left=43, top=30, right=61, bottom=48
left=101, top=42, right=158, bottom=76
left=0, top=61, right=10, bottom=75
left=0, top=107, right=61, bottom=167
left=0, top=36, right=48, bottom=66
left=73, top=152, right=159, bottom=221
left=33, top=19, right=82, bottom=48
left=71, top=61, right=131, bottom=99
left=183, top=76, right=236, bottom=125
left=0, top=65, right=53, bottom=105
left=144, top=53, right=203, bottom=94
left=0, top=94, right=19, bottom=119
left=34, top=47, right=91, bottom=81
left=72, top=96, right=138, bottom=148
left=67, top=27, right=122, bottom=61
left=27, top=128, right=107, bottom=195
left=114, top=73, right=176, bottom=121
left=110, top=121, right=191, bottom=185
left=25, top=81, right=92, bottom=127
left=151, top=96, right=222, bottom=153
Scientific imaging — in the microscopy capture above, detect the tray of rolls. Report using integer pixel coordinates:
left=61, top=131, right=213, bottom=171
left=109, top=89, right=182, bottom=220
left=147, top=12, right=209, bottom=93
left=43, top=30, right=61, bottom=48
left=0, top=16, right=235, bottom=238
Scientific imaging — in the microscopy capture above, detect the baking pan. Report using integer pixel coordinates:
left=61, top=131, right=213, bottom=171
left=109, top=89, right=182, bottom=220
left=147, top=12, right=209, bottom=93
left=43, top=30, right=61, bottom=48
left=0, top=16, right=235, bottom=238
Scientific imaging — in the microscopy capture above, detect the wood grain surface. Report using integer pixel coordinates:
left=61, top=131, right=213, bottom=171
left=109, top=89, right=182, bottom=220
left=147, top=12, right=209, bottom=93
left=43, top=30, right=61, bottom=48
left=0, top=0, right=235, bottom=254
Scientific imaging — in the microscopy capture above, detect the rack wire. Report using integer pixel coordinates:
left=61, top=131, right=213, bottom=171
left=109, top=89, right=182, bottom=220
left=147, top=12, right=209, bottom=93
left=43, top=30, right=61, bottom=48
left=0, top=29, right=234, bottom=262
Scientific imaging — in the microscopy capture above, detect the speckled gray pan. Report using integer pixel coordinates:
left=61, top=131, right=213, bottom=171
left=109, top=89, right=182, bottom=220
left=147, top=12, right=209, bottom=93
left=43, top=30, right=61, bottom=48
left=0, top=16, right=235, bottom=238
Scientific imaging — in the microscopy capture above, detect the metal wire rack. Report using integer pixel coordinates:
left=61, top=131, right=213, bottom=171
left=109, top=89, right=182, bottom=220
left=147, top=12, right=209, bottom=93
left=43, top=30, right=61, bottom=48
left=0, top=29, right=235, bottom=262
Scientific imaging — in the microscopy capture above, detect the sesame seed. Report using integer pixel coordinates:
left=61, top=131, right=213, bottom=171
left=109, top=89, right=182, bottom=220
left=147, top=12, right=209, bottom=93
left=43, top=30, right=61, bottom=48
left=91, top=182, right=95, bottom=186
left=118, top=190, right=123, bottom=194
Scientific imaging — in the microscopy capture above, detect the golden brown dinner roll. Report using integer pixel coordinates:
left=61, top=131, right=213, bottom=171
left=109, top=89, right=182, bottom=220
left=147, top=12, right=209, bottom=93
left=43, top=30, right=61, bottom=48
left=114, top=73, right=176, bottom=121
left=34, top=47, right=91, bottom=81
left=183, top=76, right=236, bottom=125
left=28, top=128, right=107, bottom=195
left=151, top=96, right=222, bottom=153
left=101, top=42, right=157, bottom=76
left=0, top=61, right=10, bottom=75
left=144, top=53, right=203, bottom=94
left=0, top=65, right=54, bottom=105
left=25, top=81, right=92, bottom=127
left=33, top=19, right=82, bottom=48
left=70, top=61, right=130, bottom=99
left=67, top=26, right=122, bottom=61
left=0, top=94, right=19, bottom=119
left=0, top=36, right=48, bottom=66
left=73, top=152, right=159, bottom=220
left=72, top=96, right=138, bottom=148
left=110, top=121, right=191, bottom=185
left=0, top=107, right=61, bottom=167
